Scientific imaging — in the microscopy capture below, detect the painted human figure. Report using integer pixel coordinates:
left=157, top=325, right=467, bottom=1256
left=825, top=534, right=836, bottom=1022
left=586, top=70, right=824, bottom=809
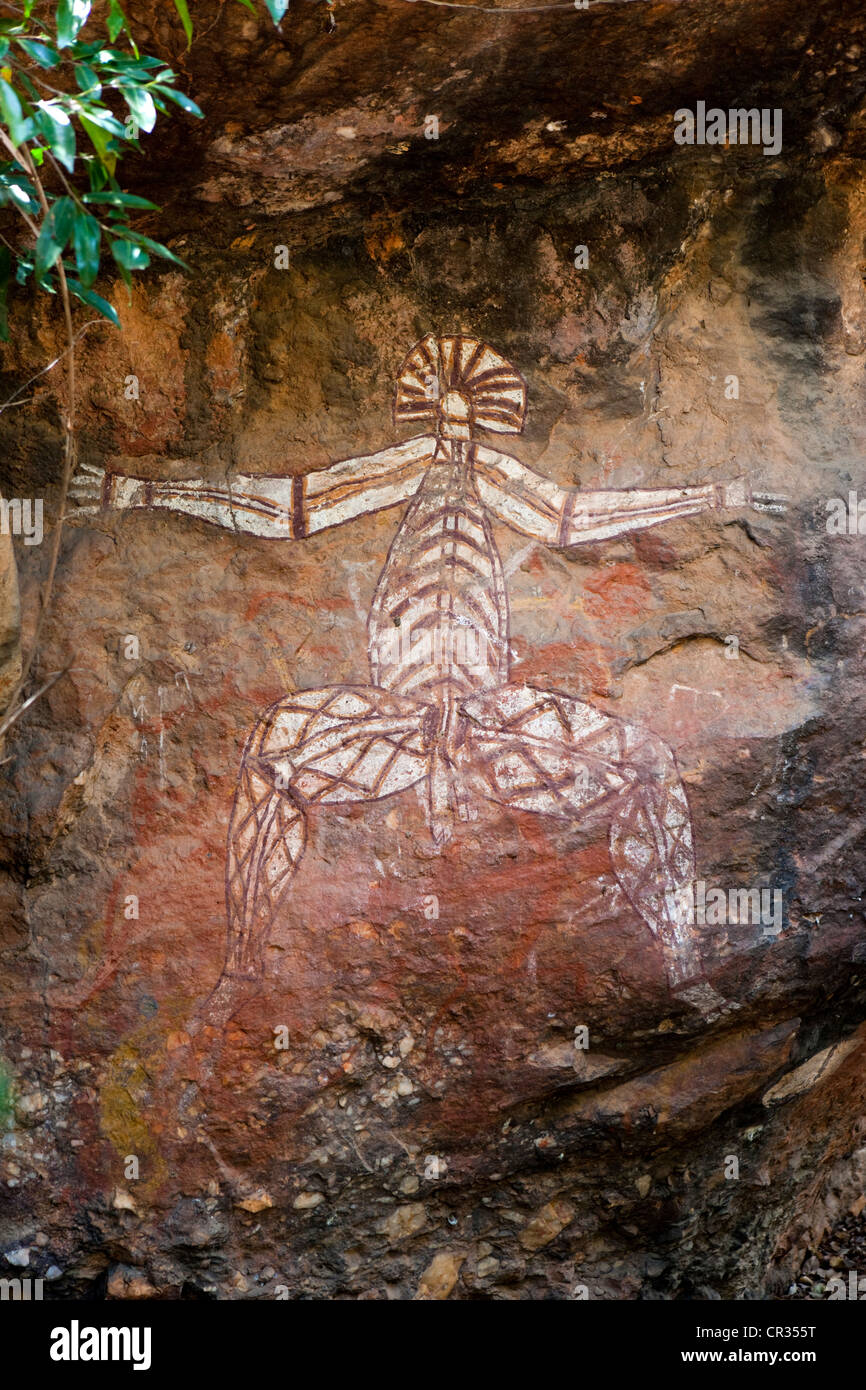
left=71, top=334, right=781, bottom=1015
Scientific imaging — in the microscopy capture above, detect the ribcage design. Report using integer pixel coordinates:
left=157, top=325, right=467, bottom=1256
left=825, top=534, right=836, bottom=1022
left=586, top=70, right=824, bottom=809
left=368, top=443, right=510, bottom=707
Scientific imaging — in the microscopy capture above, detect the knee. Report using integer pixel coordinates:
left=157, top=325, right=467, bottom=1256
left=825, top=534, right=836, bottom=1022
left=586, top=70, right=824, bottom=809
left=618, top=721, right=680, bottom=786
left=243, top=697, right=295, bottom=761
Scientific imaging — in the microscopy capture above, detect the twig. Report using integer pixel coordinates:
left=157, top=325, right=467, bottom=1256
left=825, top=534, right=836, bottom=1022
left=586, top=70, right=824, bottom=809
left=0, top=127, right=79, bottom=710
left=0, top=319, right=101, bottom=414
left=0, top=665, right=66, bottom=741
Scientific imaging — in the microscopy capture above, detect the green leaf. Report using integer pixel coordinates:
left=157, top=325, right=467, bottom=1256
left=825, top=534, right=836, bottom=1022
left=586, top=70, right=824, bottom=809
left=17, top=38, right=60, bottom=68
left=153, top=85, right=203, bottom=118
left=111, top=256, right=131, bottom=288
left=107, top=0, right=128, bottom=43
left=75, top=63, right=102, bottom=97
left=15, top=72, right=42, bottom=104
left=79, top=113, right=112, bottom=166
left=112, top=238, right=150, bottom=272
left=264, top=0, right=290, bottom=23
left=66, top=276, right=119, bottom=326
left=117, top=228, right=188, bottom=269
left=77, top=104, right=126, bottom=139
left=56, top=0, right=92, bottom=49
left=0, top=173, right=38, bottom=215
left=35, top=196, right=75, bottom=279
left=96, top=50, right=163, bottom=71
left=72, top=207, right=101, bottom=287
left=119, top=84, right=156, bottom=133
left=0, top=78, right=33, bottom=147
left=83, top=190, right=158, bottom=209
left=88, top=158, right=108, bottom=192
left=172, top=0, right=193, bottom=47
left=35, top=104, right=76, bottom=172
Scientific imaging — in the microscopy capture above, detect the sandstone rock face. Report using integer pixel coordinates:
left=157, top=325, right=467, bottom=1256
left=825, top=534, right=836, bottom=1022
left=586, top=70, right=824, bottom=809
left=1, top=0, right=865, bottom=1300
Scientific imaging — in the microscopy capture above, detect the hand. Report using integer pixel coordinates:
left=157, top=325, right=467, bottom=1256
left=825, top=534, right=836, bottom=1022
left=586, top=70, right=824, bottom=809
left=718, top=477, right=788, bottom=515
left=68, top=462, right=106, bottom=513
left=749, top=489, right=788, bottom=515
left=718, top=476, right=751, bottom=509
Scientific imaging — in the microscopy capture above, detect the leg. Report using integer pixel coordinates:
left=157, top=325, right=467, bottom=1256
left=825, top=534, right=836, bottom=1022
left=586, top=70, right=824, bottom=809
left=607, top=730, right=696, bottom=988
left=172, top=686, right=433, bottom=1103
left=224, top=685, right=433, bottom=983
left=459, top=683, right=699, bottom=989
left=225, top=751, right=306, bottom=980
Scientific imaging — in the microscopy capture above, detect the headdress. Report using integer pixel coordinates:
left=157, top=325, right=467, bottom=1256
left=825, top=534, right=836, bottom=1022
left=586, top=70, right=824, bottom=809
left=394, top=334, right=527, bottom=436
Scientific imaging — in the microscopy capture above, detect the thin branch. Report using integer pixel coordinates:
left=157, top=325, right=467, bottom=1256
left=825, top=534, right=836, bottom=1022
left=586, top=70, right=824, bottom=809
left=6, top=53, right=67, bottom=100
left=42, top=146, right=80, bottom=199
left=0, top=665, right=66, bottom=741
left=0, top=132, right=41, bottom=238
left=0, top=130, right=80, bottom=710
left=0, top=317, right=100, bottom=414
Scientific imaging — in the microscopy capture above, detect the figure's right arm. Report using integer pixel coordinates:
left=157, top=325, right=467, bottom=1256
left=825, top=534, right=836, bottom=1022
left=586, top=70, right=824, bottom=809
left=69, top=435, right=435, bottom=539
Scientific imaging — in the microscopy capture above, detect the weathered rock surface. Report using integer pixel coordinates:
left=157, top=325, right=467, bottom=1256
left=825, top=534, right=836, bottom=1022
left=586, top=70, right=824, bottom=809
left=1, top=0, right=866, bottom=1299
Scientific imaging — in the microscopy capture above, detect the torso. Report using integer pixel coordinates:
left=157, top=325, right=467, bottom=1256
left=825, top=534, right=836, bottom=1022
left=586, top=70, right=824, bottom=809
left=368, top=440, right=510, bottom=720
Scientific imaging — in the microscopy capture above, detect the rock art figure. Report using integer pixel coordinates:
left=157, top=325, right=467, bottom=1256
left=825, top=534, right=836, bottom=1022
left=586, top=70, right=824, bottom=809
left=72, top=334, right=783, bottom=1010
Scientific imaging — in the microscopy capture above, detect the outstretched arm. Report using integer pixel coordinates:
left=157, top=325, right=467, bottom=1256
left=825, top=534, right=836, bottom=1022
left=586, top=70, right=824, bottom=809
left=473, top=443, right=783, bottom=546
left=70, top=435, right=436, bottom=539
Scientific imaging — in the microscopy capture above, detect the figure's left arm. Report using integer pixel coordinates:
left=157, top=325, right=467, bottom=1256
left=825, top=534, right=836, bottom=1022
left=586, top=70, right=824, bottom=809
left=473, top=444, right=785, bottom=546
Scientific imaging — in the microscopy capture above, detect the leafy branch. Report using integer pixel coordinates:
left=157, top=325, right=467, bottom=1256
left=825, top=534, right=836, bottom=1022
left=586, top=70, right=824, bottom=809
left=0, top=0, right=288, bottom=731
left=0, top=1, right=208, bottom=332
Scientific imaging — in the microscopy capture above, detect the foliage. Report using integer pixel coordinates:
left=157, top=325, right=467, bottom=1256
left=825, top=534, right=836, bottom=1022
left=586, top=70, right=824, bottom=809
left=0, top=2, right=290, bottom=726
left=0, top=1, right=287, bottom=339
